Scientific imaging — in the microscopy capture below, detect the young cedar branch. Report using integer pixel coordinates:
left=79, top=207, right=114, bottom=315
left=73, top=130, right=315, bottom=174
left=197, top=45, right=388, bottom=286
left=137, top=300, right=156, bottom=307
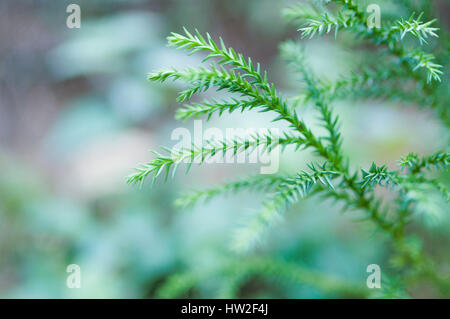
left=131, top=0, right=449, bottom=297
left=127, top=130, right=303, bottom=186
left=296, top=1, right=443, bottom=82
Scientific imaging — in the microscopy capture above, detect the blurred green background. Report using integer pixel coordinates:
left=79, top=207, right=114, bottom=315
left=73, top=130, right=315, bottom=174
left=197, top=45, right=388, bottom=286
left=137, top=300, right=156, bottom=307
left=0, top=0, right=448, bottom=298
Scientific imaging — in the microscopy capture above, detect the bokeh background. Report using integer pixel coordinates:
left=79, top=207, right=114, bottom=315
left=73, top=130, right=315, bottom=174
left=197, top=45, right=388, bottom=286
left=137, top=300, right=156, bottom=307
left=0, top=0, right=448, bottom=298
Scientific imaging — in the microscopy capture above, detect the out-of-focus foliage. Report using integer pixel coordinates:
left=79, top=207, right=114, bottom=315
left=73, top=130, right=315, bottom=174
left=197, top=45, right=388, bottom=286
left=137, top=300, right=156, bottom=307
left=0, top=0, right=448, bottom=298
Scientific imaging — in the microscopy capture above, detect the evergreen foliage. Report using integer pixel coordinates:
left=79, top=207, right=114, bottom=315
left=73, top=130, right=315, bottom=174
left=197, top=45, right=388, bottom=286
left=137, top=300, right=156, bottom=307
left=129, top=0, right=449, bottom=298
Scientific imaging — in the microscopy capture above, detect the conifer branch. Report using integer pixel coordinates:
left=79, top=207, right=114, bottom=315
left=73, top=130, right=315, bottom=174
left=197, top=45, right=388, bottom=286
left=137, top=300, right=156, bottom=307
left=319, top=1, right=444, bottom=82
left=232, top=164, right=339, bottom=252
left=399, top=151, right=450, bottom=174
left=150, top=29, right=335, bottom=161
left=175, top=174, right=285, bottom=208
left=129, top=1, right=449, bottom=296
left=298, top=12, right=355, bottom=39
left=391, top=14, right=439, bottom=45
left=128, top=130, right=303, bottom=186
left=281, top=41, right=344, bottom=169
